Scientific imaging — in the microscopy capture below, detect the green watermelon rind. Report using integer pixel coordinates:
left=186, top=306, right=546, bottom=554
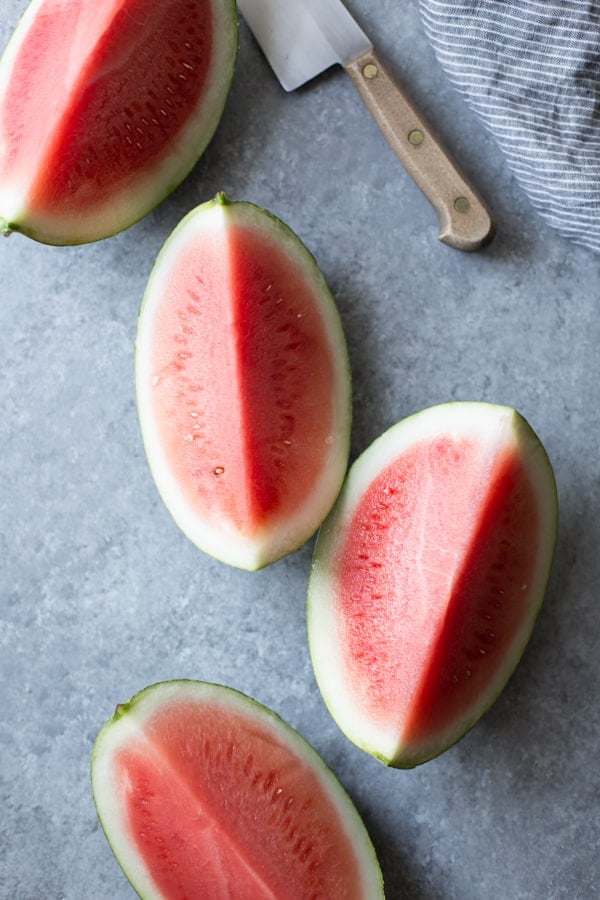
left=90, top=679, right=385, bottom=899
left=307, top=401, right=559, bottom=768
left=135, top=193, right=352, bottom=571
left=0, top=0, right=238, bottom=245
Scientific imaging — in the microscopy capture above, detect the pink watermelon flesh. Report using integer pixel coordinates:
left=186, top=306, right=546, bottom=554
left=137, top=196, right=351, bottom=569
left=117, top=703, right=363, bottom=898
left=308, top=403, right=557, bottom=767
left=150, top=221, right=336, bottom=533
left=92, top=683, right=383, bottom=899
left=336, top=439, right=539, bottom=745
left=25, top=0, right=213, bottom=214
left=0, top=0, right=236, bottom=241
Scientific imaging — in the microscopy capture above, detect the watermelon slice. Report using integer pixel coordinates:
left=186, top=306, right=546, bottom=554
left=91, top=680, right=385, bottom=899
left=0, top=0, right=237, bottom=244
left=308, top=402, right=558, bottom=768
left=135, top=193, right=352, bottom=570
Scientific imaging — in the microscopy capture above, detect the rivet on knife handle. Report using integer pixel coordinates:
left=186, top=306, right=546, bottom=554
left=345, top=49, right=495, bottom=252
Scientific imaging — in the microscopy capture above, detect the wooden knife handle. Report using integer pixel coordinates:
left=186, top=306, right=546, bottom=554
left=345, top=49, right=495, bottom=252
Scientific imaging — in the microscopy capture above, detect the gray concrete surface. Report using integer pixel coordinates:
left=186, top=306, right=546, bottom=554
left=1, top=1, right=598, bottom=898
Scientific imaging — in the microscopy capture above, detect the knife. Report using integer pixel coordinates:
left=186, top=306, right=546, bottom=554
left=237, top=0, right=495, bottom=252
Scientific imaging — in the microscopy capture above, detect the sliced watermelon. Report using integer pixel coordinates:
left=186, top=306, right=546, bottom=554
left=135, top=193, right=352, bottom=570
left=91, top=680, right=385, bottom=899
left=308, top=402, right=558, bottom=768
left=0, top=0, right=237, bottom=244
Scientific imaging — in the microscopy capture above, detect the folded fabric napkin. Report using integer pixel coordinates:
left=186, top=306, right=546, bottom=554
left=420, top=0, right=600, bottom=254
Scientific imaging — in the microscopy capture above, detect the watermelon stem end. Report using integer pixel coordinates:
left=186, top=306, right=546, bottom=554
left=113, top=702, right=131, bottom=721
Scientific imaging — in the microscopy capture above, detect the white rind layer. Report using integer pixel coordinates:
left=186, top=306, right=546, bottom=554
left=308, top=401, right=558, bottom=767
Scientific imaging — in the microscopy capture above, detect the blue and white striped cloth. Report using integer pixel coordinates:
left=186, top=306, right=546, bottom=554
left=420, top=0, right=600, bottom=254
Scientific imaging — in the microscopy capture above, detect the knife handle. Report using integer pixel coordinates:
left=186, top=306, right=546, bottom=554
left=345, top=49, right=495, bottom=252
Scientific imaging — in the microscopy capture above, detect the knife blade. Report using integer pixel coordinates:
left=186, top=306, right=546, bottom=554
left=237, top=0, right=495, bottom=251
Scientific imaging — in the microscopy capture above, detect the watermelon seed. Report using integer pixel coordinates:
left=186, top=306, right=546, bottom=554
left=264, top=771, right=276, bottom=791
left=214, top=467, right=225, bottom=476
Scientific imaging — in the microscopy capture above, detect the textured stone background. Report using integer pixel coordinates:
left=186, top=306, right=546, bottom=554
left=1, top=1, right=598, bottom=898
